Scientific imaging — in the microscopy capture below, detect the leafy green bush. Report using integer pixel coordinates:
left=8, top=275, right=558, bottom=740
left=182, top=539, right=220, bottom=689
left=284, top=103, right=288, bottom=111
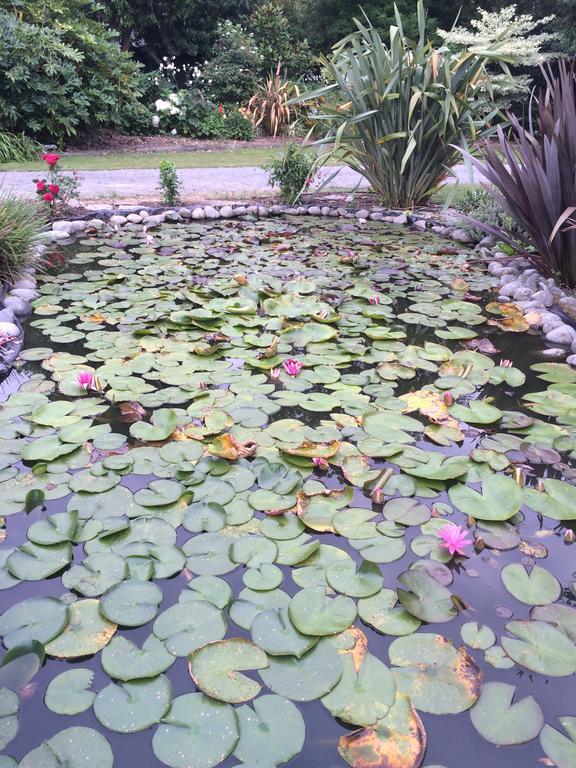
left=157, top=161, right=182, bottom=206
left=265, top=143, right=314, bottom=202
left=297, top=0, right=511, bottom=207
left=200, top=108, right=254, bottom=140
left=463, top=60, right=576, bottom=286
left=0, top=0, right=143, bottom=143
left=458, top=188, right=520, bottom=241
left=202, top=21, right=261, bottom=104
left=0, top=132, right=42, bottom=164
left=0, top=194, right=46, bottom=282
left=249, top=1, right=314, bottom=78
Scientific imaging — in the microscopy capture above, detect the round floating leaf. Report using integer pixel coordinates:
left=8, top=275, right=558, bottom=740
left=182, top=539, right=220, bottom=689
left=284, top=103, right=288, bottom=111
left=130, top=409, right=178, bottom=441
left=185, top=576, right=233, bottom=609
left=460, top=622, right=496, bottom=650
left=19, top=727, right=113, bottom=768
left=134, top=479, right=183, bottom=507
left=389, top=633, right=482, bottom=714
left=153, top=601, right=227, bottom=657
left=233, top=694, right=305, bottom=767
left=189, top=638, right=268, bottom=704
left=531, top=604, right=576, bottom=642
left=259, top=639, right=342, bottom=702
left=338, top=693, right=427, bottom=768
left=448, top=475, right=523, bottom=521
left=152, top=693, right=239, bottom=768
left=100, top=580, right=163, bottom=627
left=383, top=498, right=431, bottom=526
left=501, top=620, right=576, bottom=676
left=0, top=596, right=69, bottom=649
left=7, top=541, right=72, bottom=581
left=501, top=564, right=562, bottom=606
left=45, top=599, right=117, bottom=658
left=0, top=687, right=18, bottom=750
left=470, top=682, right=544, bottom=746
left=45, top=669, right=96, bottom=715
left=62, top=553, right=127, bottom=597
left=325, top=560, right=383, bottom=598
left=184, top=532, right=236, bottom=575
left=0, top=642, right=44, bottom=689
left=540, top=717, right=576, bottom=768
left=358, top=590, right=422, bottom=637
left=101, top=634, right=175, bottom=680
left=397, top=570, right=457, bottom=624
left=289, top=586, right=357, bottom=636
left=250, top=608, right=318, bottom=658
left=322, top=652, right=396, bottom=726
left=94, top=674, right=172, bottom=733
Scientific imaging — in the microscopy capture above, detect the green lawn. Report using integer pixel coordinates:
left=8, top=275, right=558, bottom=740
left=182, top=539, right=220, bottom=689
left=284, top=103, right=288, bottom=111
left=0, top=147, right=286, bottom=172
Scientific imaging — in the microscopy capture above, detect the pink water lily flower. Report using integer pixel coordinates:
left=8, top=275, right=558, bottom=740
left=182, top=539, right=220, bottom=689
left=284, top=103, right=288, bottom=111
left=76, top=370, right=95, bottom=390
left=282, top=359, right=303, bottom=377
left=369, top=295, right=381, bottom=305
left=438, top=524, right=472, bottom=557
left=269, top=368, right=281, bottom=380
left=312, top=457, right=329, bottom=470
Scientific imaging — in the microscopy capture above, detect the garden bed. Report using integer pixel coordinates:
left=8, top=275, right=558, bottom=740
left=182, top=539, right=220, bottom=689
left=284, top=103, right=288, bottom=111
left=0, top=216, right=575, bottom=768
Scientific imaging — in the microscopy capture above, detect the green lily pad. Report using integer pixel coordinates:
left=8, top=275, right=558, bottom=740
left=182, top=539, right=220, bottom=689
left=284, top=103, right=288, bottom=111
left=469, top=682, right=544, bottom=745
left=233, top=694, right=305, bottom=767
left=188, top=638, right=268, bottom=704
left=460, top=622, right=496, bottom=650
left=358, top=589, right=422, bottom=636
left=130, top=409, right=178, bottom=441
left=19, top=727, right=113, bottom=768
left=45, top=599, right=117, bottom=658
left=45, top=669, right=96, bottom=715
left=152, top=693, right=239, bottom=768
left=101, top=634, right=175, bottom=680
left=397, top=570, right=457, bottom=623
left=94, top=674, right=172, bottom=733
left=448, top=474, right=523, bottom=521
left=501, top=563, right=562, bottom=606
left=540, top=717, right=576, bottom=768
left=259, top=639, right=343, bottom=702
left=100, top=580, right=163, bottom=627
left=389, top=633, right=482, bottom=714
left=0, top=687, right=18, bottom=750
left=0, top=596, right=69, bottom=649
left=153, top=600, right=227, bottom=656
left=289, top=586, right=357, bottom=636
left=501, top=620, right=576, bottom=676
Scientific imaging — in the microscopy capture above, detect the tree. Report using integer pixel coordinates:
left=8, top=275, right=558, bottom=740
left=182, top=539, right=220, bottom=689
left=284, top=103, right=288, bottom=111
left=201, top=21, right=261, bottom=104
left=249, top=2, right=313, bottom=77
left=98, top=0, right=249, bottom=65
left=438, top=5, right=558, bottom=105
left=0, top=0, right=144, bottom=141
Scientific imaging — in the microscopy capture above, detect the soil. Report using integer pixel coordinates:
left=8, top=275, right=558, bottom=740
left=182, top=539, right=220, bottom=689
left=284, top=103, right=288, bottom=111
left=66, top=131, right=293, bottom=154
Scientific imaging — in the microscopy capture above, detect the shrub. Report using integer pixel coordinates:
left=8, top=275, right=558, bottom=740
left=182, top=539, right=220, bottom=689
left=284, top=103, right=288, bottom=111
left=462, top=60, right=576, bottom=286
left=0, top=132, right=42, bottom=164
left=33, top=154, right=82, bottom=212
left=0, top=194, right=46, bottom=283
left=265, top=143, right=314, bottom=202
left=296, top=0, right=511, bottom=207
left=458, top=188, right=521, bottom=241
left=158, top=161, right=182, bottom=206
left=0, top=0, right=143, bottom=143
left=249, top=1, right=314, bottom=78
left=200, top=108, right=254, bottom=140
left=245, top=66, right=299, bottom=137
left=201, top=21, right=261, bottom=104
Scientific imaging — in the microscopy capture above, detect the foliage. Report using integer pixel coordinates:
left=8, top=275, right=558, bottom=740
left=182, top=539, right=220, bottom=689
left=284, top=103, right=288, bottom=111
left=249, top=1, right=314, bottom=78
left=458, top=188, right=521, bottom=241
left=0, top=0, right=143, bottom=143
left=265, top=143, right=314, bottom=201
left=201, top=21, right=261, bottom=104
left=245, top=66, right=299, bottom=137
left=297, top=0, right=512, bottom=207
left=0, top=132, right=41, bottom=164
left=157, top=160, right=182, bottom=205
left=438, top=5, right=559, bottom=105
left=0, top=193, right=46, bottom=282
left=462, top=60, right=576, bottom=286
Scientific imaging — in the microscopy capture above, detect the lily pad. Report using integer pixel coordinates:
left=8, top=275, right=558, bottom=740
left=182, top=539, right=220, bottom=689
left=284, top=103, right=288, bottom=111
left=470, top=682, right=544, bottom=745
left=94, top=674, right=172, bottom=733
left=45, top=669, right=96, bottom=715
left=188, top=638, right=268, bottom=704
left=233, top=695, right=305, bottom=767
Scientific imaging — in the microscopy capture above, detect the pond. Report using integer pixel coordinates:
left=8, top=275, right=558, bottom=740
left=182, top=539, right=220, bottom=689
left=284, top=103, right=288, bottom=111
left=0, top=216, right=575, bottom=768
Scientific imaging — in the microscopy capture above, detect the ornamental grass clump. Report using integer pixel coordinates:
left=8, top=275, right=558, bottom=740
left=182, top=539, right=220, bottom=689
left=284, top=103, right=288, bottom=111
left=462, top=60, right=576, bottom=287
left=0, top=193, right=46, bottom=283
left=296, top=0, right=511, bottom=207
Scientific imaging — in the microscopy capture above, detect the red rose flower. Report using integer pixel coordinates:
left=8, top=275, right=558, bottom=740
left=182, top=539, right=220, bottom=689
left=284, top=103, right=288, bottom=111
left=49, top=184, right=60, bottom=194
left=42, top=153, right=61, bottom=168
left=36, top=181, right=46, bottom=191
left=218, top=104, right=224, bottom=114
left=43, top=192, right=54, bottom=202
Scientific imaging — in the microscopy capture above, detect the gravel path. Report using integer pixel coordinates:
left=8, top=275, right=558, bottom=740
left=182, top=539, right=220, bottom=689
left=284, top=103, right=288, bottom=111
left=0, top=164, right=485, bottom=201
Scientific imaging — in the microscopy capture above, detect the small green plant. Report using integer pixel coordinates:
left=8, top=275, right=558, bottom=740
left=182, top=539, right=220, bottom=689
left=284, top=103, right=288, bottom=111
left=265, top=143, right=314, bottom=202
left=458, top=187, right=521, bottom=240
left=157, top=160, right=182, bottom=205
left=0, top=193, right=47, bottom=283
left=0, top=132, right=41, bottom=164
left=201, top=107, right=254, bottom=140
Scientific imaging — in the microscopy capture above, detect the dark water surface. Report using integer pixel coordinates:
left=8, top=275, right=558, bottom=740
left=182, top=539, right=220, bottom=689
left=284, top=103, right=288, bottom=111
left=1, top=218, right=575, bottom=768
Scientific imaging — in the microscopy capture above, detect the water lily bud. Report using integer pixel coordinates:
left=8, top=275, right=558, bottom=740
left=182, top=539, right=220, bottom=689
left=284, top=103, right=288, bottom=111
left=312, top=457, right=329, bottom=470
left=372, top=488, right=383, bottom=504
left=198, top=381, right=207, bottom=390
left=474, top=536, right=485, bottom=552
left=535, top=478, right=545, bottom=493
left=513, top=467, right=525, bottom=487
left=564, top=529, right=575, bottom=544
left=466, top=514, right=475, bottom=528
left=443, top=391, right=453, bottom=406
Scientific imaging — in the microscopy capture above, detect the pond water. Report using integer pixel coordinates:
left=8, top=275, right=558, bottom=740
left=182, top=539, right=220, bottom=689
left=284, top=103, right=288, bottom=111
left=0, top=217, right=575, bottom=768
